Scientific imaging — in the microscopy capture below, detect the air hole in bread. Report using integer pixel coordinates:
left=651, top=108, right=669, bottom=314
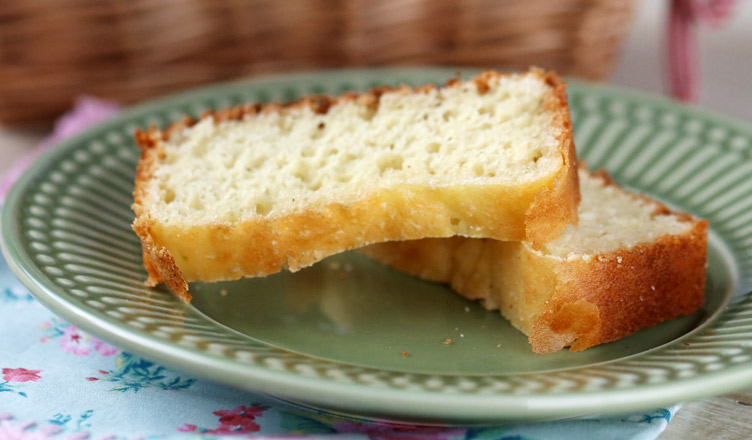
left=189, top=196, right=203, bottom=210
left=310, top=130, right=324, bottom=141
left=479, top=105, right=495, bottom=116
left=473, top=163, right=485, bottom=177
left=294, top=170, right=311, bottom=183
left=250, top=155, right=268, bottom=168
left=357, top=107, right=376, bottom=122
left=192, top=143, right=208, bottom=157
left=377, top=154, right=404, bottom=174
left=163, top=188, right=175, bottom=204
left=425, top=142, right=440, bottom=154
left=340, top=153, right=358, bottom=163
left=255, top=202, right=269, bottom=215
left=276, top=117, right=292, bottom=133
left=223, top=155, right=236, bottom=169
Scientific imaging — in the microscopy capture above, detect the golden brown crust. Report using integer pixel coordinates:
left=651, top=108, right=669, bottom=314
left=132, top=128, right=190, bottom=301
left=529, top=218, right=707, bottom=353
left=133, top=220, right=190, bottom=302
left=139, top=180, right=554, bottom=295
left=525, top=69, right=580, bottom=249
left=361, top=170, right=708, bottom=354
left=132, top=68, right=579, bottom=300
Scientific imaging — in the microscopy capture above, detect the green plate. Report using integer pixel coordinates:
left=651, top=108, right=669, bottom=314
left=2, top=68, right=752, bottom=424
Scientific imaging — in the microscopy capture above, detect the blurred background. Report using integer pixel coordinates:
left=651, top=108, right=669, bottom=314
left=0, top=0, right=749, bottom=146
left=0, top=0, right=634, bottom=126
left=613, top=0, right=751, bottom=122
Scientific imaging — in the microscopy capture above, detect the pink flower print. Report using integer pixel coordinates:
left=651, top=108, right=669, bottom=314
left=92, top=338, right=118, bottom=357
left=0, top=414, right=62, bottom=439
left=0, top=413, right=92, bottom=440
left=2, top=368, right=42, bottom=383
left=214, top=405, right=265, bottom=421
left=178, top=405, right=266, bottom=434
left=177, top=424, right=197, bottom=433
left=334, top=421, right=466, bottom=440
left=42, top=320, right=119, bottom=357
left=212, top=405, right=264, bottom=433
left=60, top=326, right=92, bottom=356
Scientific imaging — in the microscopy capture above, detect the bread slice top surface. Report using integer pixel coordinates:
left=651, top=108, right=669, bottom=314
left=540, top=169, right=693, bottom=259
left=135, top=69, right=570, bottom=227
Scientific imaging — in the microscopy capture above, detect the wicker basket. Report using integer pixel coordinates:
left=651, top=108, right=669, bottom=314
left=0, top=0, right=634, bottom=126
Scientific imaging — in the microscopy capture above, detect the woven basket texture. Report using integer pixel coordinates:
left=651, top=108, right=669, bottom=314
left=0, top=0, right=634, bottom=125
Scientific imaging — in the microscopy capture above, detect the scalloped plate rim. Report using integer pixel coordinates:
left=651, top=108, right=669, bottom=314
left=2, top=66, right=751, bottom=424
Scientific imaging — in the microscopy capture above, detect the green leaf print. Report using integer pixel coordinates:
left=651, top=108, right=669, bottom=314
left=87, top=352, right=195, bottom=392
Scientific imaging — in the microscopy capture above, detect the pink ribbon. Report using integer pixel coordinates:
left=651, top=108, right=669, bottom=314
left=668, top=0, right=737, bottom=102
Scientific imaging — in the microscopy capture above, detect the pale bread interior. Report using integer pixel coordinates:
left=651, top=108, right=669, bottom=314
left=541, top=170, right=690, bottom=259
left=142, top=74, right=562, bottom=225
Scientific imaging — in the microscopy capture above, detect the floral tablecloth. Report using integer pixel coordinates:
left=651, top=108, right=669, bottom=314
left=0, top=98, right=680, bottom=440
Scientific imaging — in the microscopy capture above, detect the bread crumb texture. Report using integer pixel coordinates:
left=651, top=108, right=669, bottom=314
left=146, top=74, right=559, bottom=223
left=541, top=171, right=689, bottom=258
left=132, top=69, right=579, bottom=300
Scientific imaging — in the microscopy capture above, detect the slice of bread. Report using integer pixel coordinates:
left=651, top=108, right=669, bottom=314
left=361, top=169, right=708, bottom=354
left=133, top=69, right=579, bottom=301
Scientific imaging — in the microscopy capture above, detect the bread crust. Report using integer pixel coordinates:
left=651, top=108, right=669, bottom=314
left=132, top=69, right=579, bottom=300
left=525, top=70, right=580, bottom=248
left=531, top=218, right=707, bottom=353
left=361, top=172, right=708, bottom=354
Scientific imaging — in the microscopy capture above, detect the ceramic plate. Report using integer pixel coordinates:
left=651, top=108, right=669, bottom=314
left=3, top=68, right=752, bottom=424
